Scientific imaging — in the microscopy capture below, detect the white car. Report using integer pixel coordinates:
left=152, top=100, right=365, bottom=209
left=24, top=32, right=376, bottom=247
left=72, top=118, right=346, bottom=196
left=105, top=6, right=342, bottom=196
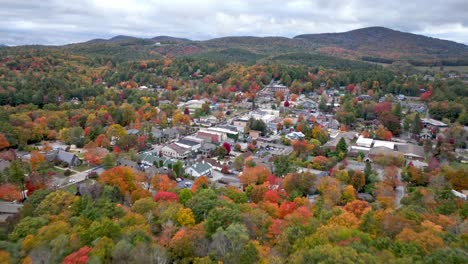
left=184, top=181, right=192, bottom=187
left=176, top=178, right=183, bottom=182
left=68, top=179, right=76, bottom=183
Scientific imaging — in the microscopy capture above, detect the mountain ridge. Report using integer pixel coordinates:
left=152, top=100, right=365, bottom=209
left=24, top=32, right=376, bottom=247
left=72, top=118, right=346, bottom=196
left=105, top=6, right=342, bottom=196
left=3, top=27, right=468, bottom=65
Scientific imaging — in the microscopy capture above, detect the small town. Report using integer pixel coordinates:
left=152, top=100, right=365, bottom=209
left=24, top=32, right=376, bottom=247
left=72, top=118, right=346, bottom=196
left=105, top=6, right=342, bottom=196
left=0, top=1, right=467, bottom=262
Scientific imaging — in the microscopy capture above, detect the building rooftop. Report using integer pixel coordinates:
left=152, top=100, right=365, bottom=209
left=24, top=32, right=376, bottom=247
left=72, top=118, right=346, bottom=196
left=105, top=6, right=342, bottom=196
left=356, top=136, right=373, bottom=148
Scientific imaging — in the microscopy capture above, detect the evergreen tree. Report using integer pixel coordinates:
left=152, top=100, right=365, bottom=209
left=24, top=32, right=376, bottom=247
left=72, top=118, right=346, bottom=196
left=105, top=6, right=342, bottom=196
left=412, top=113, right=422, bottom=135
left=393, top=102, right=402, bottom=118
left=336, top=137, right=348, bottom=155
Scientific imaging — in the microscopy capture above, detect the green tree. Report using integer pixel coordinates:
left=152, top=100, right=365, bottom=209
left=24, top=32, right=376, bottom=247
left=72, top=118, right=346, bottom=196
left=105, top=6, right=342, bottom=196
left=412, top=113, right=422, bottom=135
left=178, top=188, right=192, bottom=206
left=336, top=138, right=348, bottom=156
left=205, top=206, right=242, bottom=235
left=187, top=189, right=218, bottom=222
left=8, top=160, right=25, bottom=195
left=273, top=155, right=293, bottom=176
left=172, top=161, right=184, bottom=177
left=102, top=153, right=116, bottom=170
left=393, top=102, right=402, bottom=118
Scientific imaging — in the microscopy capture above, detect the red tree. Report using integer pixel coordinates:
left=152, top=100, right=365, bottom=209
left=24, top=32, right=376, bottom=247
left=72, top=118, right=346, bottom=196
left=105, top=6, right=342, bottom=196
left=222, top=142, right=231, bottom=155
left=284, top=100, right=290, bottom=107
left=62, top=246, right=92, bottom=264
left=0, top=184, right=22, bottom=201
left=0, top=133, right=10, bottom=150
left=154, top=191, right=179, bottom=202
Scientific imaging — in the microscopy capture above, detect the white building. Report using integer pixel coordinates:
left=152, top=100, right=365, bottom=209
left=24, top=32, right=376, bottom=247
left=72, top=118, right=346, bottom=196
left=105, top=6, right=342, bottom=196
left=185, top=161, right=213, bottom=178
left=161, top=143, right=191, bottom=159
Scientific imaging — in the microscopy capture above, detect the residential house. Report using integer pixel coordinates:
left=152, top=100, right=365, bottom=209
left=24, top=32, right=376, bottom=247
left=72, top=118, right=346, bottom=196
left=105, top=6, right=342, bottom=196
left=323, top=131, right=358, bottom=151
left=117, top=158, right=141, bottom=172
left=421, top=118, right=448, bottom=129
left=397, top=143, right=425, bottom=160
left=185, top=161, right=213, bottom=178
left=0, top=201, right=23, bottom=223
left=199, top=158, right=223, bottom=171
left=47, top=150, right=82, bottom=167
left=201, top=143, right=217, bottom=157
left=249, top=130, right=262, bottom=140
left=419, top=129, right=433, bottom=140
left=285, top=131, right=305, bottom=140
left=163, top=128, right=180, bottom=140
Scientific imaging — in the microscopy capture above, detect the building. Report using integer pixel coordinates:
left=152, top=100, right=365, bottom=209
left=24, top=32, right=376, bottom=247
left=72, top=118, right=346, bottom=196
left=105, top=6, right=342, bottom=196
left=249, top=130, right=262, bottom=140
left=175, top=138, right=202, bottom=152
left=161, top=143, right=191, bottom=159
left=397, top=144, right=425, bottom=160
left=47, top=150, right=82, bottom=167
left=285, top=131, right=305, bottom=140
left=207, top=126, right=239, bottom=141
left=196, top=130, right=223, bottom=144
left=117, top=158, right=141, bottom=172
left=356, top=136, right=373, bottom=148
left=185, top=161, right=213, bottom=178
left=0, top=201, right=23, bottom=223
left=233, top=118, right=249, bottom=131
left=323, top=132, right=358, bottom=150
left=421, top=118, right=448, bottom=129
left=257, top=81, right=289, bottom=99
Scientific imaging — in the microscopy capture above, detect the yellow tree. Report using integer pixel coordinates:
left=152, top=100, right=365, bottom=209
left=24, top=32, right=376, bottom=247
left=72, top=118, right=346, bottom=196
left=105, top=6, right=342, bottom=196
left=177, top=208, right=196, bottom=226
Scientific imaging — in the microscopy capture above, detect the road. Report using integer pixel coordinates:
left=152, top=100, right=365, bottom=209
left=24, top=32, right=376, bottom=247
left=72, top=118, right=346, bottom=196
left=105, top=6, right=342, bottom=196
left=57, top=166, right=103, bottom=189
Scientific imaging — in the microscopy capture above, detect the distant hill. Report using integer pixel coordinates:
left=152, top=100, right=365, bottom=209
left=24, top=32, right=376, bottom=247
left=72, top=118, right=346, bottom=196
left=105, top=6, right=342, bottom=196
left=3, top=27, right=468, bottom=66
left=294, top=27, right=468, bottom=64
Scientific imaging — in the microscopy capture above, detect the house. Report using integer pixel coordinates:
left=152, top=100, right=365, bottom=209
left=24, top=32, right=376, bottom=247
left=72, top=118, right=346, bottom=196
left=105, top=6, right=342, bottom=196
left=199, top=158, right=223, bottom=171
left=117, top=158, right=140, bottom=172
left=421, top=118, right=448, bottom=129
left=161, top=143, right=191, bottom=159
left=249, top=130, right=262, bottom=140
left=163, top=128, right=180, bottom=140
left=419, top=129, right=433, bottom=140
left=397, top=144, right=425, bottom=160
left=285, top=131, right=305, bottom=140
left=47, top=150, right=82, bottom=167
left=323, top=132, right=358, bottom=150
left=368, top=146, right=401, bottom=161
left=233, top=118, right=249, bottom=131
left=201, top=143, right=217, bottom=157
left=0, top=201, right=23, bottom=223
left=185, top=161, right=213, bottom=178
left=257, top=80, right=289, bottom=100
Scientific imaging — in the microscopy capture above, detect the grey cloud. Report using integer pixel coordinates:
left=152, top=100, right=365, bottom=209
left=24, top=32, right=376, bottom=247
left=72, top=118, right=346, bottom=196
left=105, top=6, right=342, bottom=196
left=0, top=0, right=467, bottom=45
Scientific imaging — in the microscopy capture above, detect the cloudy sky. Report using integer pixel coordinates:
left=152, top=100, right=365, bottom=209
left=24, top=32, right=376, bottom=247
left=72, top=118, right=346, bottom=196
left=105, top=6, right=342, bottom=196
left=1, top=0, right=468, bottom=46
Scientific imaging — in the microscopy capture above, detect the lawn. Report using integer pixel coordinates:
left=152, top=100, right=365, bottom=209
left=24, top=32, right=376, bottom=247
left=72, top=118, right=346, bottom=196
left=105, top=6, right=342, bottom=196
left=63, top=184, right=77, bottom=194
left=74, top=163, right=93, bottom=172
